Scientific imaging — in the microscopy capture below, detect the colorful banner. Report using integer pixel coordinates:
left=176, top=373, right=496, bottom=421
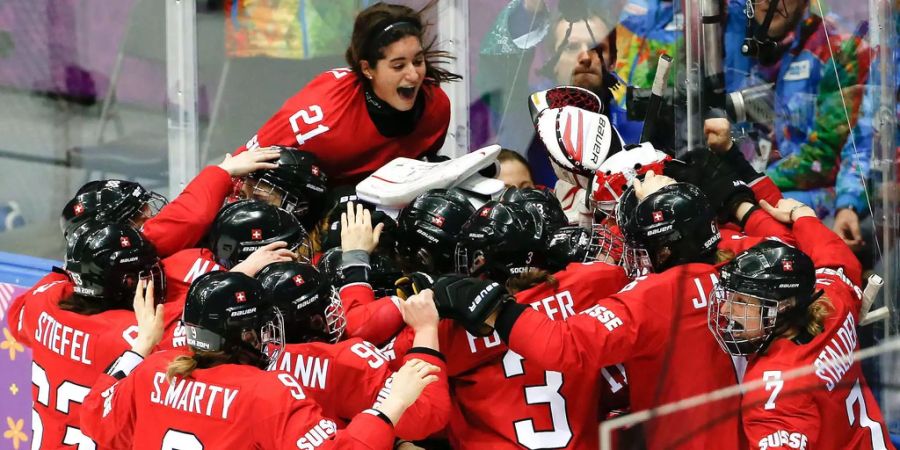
left=0, top=283, right=31, bottom=450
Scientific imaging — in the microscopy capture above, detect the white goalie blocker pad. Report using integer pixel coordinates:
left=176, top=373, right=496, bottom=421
left=537, top=106, right=624, bottom=189
left=528, top=85, right=602, bottom=125
left=356, top=145, right=505, bottom=209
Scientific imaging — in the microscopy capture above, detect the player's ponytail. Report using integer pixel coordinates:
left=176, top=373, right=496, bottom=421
left=345, top=1, right=461, bottom=84
left=166, top=351, right=232, bottom=381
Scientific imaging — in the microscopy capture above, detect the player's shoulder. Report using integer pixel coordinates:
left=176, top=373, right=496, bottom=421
left=299, top=68, right=362, bottom=101
left=560, top=261, right=628, bottom=280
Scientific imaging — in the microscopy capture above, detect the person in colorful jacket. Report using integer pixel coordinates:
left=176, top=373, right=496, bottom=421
left=724, top=0, right=871, bottom=243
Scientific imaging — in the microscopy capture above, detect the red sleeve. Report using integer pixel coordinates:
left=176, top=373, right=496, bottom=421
left=793, top=216, right=862, bottom=287
left=742, top=208, right=796, bottom=245
left=141, top=165, right=233, bottom=257
left=80, top=372, right=138, bottom=449
left=341, top=288, right=405, bottom=346
left=749, top=176, right=783, bottom=206
left=340, top=283, right=377, bottom=311
left=742, top=373, right=818, bottom=450
left=497, top=275, right=675, bottom=374
left=255, top=371, right=396, bottom=450
left=390, top=350, right=451, bottom=440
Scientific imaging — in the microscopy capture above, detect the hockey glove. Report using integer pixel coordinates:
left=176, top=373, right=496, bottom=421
left=432, top=275, right=510, bottom=337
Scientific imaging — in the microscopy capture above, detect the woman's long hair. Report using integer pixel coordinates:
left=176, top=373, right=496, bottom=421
left=344, top=1, right=461, bottom=84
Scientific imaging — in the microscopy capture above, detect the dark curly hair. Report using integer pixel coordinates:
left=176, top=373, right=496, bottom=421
left=345, top=1, right=462, bottom=84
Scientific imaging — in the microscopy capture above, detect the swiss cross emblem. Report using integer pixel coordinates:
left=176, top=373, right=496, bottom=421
left=782, top=260, right=794, bottom=271
left=479, top=208, right=491, bottom=217
left=120, top=237, right=131, bottom=247
left=652, top=211, right=664, bottom=223
left=431, top=215, right=445, bottom=227
left=292, top=274, right=305, bottom=286
left=311, top=165, right=320, bottom=176
left=73, top=203, right=85, bottom=215
left=251, top=229, right=263, bottom=240
left=235, top=291, right=247, bottom=303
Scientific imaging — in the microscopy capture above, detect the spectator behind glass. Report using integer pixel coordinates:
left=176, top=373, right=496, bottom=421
left=234, top=2, right=461, bottom=186
left=476, top=0, right=639, bottom=186
left=723, top=0, right=871, bottom=248
left=497, top=149, right=536, bottom=188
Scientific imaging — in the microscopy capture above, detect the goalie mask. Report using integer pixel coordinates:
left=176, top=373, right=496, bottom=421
left=241, top=147, right=328, bottom=227
left=618, top=183, right=719, bottom=278
left=65, top=221, right=166, bottom=308
left=183, top=271, right=284, bottom=370
left=257, top=262, right=346, bottom=344
left=587, top=142, right=671, bottom=219
left=396, top=188, right=475, bottom=274
left=61, top=179, right=167, bottom=237
left=709, top=240, right=820, bottom=356
left=208, top=200, right=311, bottom=268
left=456, top=201, right=546, bottom=281
left=537, top=106, right=624, bottom=189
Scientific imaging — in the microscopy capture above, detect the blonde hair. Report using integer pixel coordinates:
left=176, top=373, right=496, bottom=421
left=165, top=350, right=230, bottom=382
left=715, top=248, right=736, bottom=265
left=782, top=296, right=834, bottom=341
left=506, top=269, right=559, bottom=294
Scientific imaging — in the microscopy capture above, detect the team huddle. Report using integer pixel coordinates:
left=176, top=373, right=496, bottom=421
left=9, top=1, right=895, bottom=449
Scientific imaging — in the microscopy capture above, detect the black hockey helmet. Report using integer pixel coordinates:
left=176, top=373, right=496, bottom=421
left=395, top=188, right=475, bottom=274
left=456, top=201, right=547, bottom=281
left=498, top=186, right=569, bottom=230
left=545, top=225, right=594, bottom=271
left=65, top=221, right=166, bottom=307
left=618, top=183, right=719, bottom=277
left=709, top=240, right=821, bottom=356
left=183, top=271, right=284, bottom=369
left=61, top=179, right=167, bottom=237
left=242, top=147, right=328, bottom=226
left=317, top=247, right=404, bottom=298
left=256, top=262, right=346, bottom=344
left=208, top=200, right=310, bottom=268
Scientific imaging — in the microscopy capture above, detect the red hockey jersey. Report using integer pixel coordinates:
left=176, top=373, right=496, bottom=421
left=390, top=262, right=632, bottom=449
left=7, top=272, right=138, bottom=450
left=141, top=165, right=232, bottom=257
left=741, top=217, right=894, bottom=450
left=235, top=68, right=451, bottom=185
left=496, top=263, right=743, bottom=450
left=273, top=338, right=450, bottom=440
left=80, top=349, right=397, bottom=450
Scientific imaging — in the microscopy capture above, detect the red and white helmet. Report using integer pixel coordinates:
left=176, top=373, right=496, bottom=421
left=537, top=105, right=624, bottom=189
left=528, top=85, right=602, bottom=125
left=586, top=142, right=671, bottom=218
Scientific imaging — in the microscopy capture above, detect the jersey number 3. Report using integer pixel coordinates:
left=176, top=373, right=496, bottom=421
left=503, top=351, right=572, bottom=449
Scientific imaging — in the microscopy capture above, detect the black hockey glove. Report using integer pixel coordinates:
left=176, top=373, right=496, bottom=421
left=432, top=275, right=510, bottom=337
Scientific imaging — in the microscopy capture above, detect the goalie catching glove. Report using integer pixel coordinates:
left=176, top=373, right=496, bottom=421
left=432, top=275, right=511, bottom=337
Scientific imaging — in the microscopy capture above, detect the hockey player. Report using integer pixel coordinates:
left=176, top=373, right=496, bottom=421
left=710, top=198, right=894, bottom=449
left=235, top=2, right=460, bottom=185
left=7, top=222, right=167, bottom=449
left=257, top=261, right=450, bottom=441
left=80, top=271, right=441, bottom=449
left=432, top=176, right=744, bottom=449
left=387, top=197, right=630, bottom=449
left=61, top=149, right=281, bottom=257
